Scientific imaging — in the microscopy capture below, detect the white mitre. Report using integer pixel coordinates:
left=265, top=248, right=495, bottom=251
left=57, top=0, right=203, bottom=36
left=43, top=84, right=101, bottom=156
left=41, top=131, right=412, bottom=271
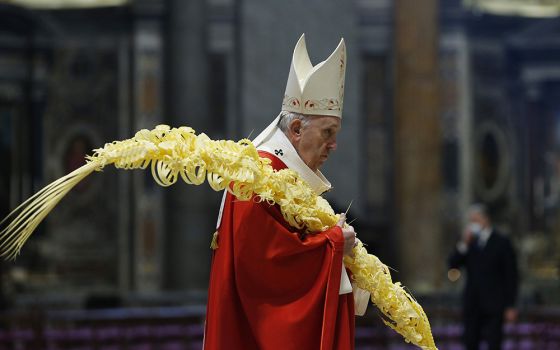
left=252, top=33, right=346, bottom=148
left=282, top=33, right=346, bottom=117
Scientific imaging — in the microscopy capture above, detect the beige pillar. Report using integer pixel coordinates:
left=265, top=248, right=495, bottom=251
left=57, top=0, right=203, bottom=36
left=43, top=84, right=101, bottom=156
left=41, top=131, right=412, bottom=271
left=165, top=0, right=218, bottom=292
left=394, top=0, right=443, bottom=291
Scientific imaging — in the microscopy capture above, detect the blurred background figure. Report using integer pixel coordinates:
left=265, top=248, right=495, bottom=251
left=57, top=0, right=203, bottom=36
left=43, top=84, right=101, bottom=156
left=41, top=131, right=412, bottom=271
left=449, top=204, right=519, bottom=350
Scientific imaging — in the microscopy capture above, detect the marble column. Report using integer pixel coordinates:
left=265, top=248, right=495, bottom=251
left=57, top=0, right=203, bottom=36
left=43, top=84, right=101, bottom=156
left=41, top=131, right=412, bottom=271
left=165, top=0, right=219, bottom=293
left=394, top=0, right=443, bottom=290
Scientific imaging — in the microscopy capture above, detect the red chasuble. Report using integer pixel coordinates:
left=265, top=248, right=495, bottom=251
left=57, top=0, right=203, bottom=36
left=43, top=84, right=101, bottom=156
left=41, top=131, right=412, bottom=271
left=204, top=151, right=355, bottom=350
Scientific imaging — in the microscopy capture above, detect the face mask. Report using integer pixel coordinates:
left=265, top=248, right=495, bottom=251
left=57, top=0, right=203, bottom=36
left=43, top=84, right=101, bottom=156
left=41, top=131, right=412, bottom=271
left=468, top=222, right=482, bottom=236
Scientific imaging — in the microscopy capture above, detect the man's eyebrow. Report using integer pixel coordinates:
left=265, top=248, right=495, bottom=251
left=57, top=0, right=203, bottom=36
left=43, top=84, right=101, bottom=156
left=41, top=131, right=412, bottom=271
left=325, top=124, right=340, bottom=129
left=323, top=121, right=340, bottom=127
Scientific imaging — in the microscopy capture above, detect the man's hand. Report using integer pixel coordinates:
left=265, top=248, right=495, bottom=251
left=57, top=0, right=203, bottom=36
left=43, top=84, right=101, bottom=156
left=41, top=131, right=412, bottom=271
left=504, top=307, right=518, bottom=323
left=337, top=214, right=356, bottom=256
left=461, top=227, right=474, bottom=245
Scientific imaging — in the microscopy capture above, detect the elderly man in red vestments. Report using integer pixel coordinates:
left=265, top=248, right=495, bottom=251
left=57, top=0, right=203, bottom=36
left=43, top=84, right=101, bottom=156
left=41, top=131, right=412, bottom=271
left=204, top=34, right=368, bottom=350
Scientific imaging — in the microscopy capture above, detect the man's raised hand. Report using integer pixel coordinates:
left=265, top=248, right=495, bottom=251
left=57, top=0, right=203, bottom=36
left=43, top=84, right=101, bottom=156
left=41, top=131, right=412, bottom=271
left=337, top=214, right=356, bottom=256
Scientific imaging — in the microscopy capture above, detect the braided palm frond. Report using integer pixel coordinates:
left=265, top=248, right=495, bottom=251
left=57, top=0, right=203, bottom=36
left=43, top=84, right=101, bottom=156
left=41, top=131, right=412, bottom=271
left=0, top=162, right=99, bottom=260
left=0, top=124, right=437, bottom=349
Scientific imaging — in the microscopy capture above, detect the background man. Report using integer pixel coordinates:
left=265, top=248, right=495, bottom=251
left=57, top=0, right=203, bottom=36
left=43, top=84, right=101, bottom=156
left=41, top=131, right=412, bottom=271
left=448, top=203, right=519, bottom=350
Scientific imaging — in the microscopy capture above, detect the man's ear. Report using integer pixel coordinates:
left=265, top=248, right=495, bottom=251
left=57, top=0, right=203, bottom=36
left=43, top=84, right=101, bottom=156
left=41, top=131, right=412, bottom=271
left=288, top=119, right=303, bottom=139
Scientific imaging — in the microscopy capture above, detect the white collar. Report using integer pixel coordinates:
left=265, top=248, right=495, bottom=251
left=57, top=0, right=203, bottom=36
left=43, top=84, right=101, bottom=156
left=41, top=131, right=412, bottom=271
left=479, top=227, right=493, bottom=247
left=257, top=127, right=332, bottom=195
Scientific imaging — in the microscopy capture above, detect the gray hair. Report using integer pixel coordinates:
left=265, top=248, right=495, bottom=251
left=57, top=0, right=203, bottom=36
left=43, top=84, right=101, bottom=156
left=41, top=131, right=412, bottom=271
left=468, top=203, right=490, bottom=220
left=277, top=111, right=311, bottom=133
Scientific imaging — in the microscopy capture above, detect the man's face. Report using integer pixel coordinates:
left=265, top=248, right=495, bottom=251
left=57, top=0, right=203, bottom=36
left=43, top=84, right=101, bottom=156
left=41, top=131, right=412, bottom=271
left=469, top=211, right=489, bottom=230
left=290, top=115, right=341, bottom=171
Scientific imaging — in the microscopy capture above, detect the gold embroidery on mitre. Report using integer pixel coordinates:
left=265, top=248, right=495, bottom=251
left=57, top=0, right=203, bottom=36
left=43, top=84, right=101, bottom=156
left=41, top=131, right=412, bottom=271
left=303, top=98, right=341, bottom=112
left=282, top=95, right=301, bottom=109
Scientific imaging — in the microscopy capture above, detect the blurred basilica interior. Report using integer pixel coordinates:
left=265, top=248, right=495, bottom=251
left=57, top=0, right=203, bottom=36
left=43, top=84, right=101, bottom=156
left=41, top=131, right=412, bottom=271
left=0, top=0, right=559, bottom=348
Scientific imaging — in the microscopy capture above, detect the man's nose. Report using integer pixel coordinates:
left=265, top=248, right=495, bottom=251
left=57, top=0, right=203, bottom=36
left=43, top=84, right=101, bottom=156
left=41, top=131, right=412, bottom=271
left=328, top=140, right=337, bottom=151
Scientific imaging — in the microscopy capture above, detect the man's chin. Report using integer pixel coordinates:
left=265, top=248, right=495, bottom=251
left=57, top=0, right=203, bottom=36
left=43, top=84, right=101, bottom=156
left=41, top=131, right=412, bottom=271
left=317, top=158, right=328, bottom=169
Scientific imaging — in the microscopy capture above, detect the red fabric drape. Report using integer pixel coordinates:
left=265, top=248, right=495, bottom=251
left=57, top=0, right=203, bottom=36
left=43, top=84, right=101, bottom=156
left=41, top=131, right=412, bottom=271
left=204, top=151, right=354, bottom=350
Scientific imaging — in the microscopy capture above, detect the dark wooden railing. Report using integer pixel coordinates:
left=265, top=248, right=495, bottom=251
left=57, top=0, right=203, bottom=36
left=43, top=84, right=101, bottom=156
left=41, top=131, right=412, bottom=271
left=0, top=305, right=556, bottom=349
left=355, top=306, right=560, bottom=349
left=0, top=306, right=206, bottom=350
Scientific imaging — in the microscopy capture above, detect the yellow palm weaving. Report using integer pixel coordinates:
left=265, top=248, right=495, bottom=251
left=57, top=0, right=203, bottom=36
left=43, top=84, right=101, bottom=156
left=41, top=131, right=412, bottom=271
left=0, top=124, right=437, bottom=350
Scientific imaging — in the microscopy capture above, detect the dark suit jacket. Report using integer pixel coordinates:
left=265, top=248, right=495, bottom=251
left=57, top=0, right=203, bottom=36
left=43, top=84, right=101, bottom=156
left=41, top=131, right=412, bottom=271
left=448, top=229, right=518, bottom=313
